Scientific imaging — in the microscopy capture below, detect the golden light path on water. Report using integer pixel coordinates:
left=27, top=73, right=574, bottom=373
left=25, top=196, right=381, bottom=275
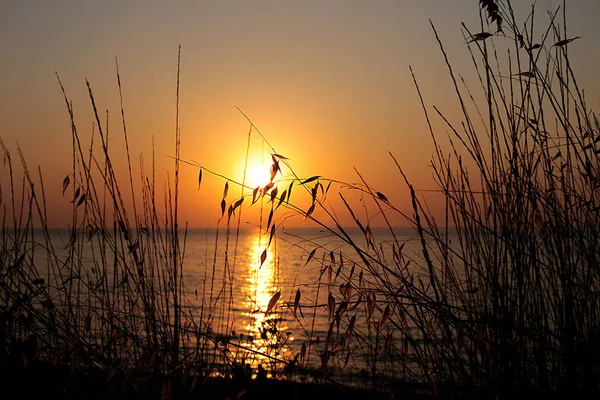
left=239, top=231, right=293, bottom=374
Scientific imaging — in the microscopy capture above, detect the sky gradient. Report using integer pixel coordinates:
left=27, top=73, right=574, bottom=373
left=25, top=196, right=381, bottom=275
left=1, top=0, right=599, bottom=228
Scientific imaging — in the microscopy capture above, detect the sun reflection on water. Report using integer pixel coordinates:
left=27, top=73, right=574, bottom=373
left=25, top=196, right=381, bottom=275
left=239, top=231, right=292, bottom=373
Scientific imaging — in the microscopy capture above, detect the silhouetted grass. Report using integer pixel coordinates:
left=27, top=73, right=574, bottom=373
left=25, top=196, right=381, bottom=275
left=259, top=0, right=600, bottom=397
left=1, top=1, right=598, bottom=399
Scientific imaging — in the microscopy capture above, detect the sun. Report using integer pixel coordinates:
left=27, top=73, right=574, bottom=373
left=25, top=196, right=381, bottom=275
left=242, top=153, right=274, bottom=190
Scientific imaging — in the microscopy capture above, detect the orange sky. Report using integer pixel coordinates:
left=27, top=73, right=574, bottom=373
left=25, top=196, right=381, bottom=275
left=1, top=0, right=599, bottom=228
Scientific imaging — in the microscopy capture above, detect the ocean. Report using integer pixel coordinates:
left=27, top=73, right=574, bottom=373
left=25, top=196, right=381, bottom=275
left=21, top=225, right=448, bottom=382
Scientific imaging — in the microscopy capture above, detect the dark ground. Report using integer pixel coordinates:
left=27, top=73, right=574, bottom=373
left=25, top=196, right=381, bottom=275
left=2, top=357, right=434, bottom=400
left=2, top=357, right=582, bottom=400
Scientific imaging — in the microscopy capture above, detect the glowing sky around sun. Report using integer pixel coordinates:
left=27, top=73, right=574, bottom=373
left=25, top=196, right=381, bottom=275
left=1, top=0, right=599, bottom=227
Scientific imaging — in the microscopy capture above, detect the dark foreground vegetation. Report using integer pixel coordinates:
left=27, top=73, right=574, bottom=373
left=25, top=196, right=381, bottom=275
left=3, top=356, right=433, bottom=400
left=2, top=1, right=599, bottom=398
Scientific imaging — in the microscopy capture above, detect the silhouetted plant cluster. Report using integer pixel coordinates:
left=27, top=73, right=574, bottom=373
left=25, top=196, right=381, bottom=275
left=283, top=0, right=600, bottom=397
left=480, top=0, right=503, bottom=32
left=1, top=1, right=598, bottom=399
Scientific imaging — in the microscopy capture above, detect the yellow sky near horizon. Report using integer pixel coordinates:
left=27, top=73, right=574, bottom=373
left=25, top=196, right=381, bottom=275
left=1, top=0, right=599, bottom=229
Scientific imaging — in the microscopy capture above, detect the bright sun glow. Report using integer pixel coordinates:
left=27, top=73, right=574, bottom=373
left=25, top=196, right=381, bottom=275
left=242, top=154, right=275, bottom=190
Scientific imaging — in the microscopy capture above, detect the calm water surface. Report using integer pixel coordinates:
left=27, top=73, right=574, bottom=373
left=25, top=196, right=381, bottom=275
left=34, top=226, right=450, bottom=378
